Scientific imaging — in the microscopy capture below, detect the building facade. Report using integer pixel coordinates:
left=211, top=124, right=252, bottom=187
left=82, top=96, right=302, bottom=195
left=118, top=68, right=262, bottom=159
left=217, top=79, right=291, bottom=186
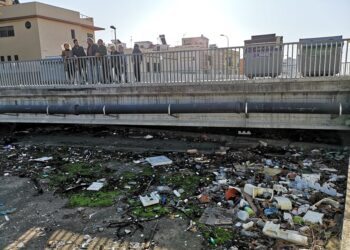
left=0, top=1, right=103, bottom=61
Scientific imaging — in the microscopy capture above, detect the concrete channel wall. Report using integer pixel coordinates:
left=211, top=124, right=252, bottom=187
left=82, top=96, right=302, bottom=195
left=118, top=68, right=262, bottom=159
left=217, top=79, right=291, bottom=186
left=0, top=77, right=349, bottom=130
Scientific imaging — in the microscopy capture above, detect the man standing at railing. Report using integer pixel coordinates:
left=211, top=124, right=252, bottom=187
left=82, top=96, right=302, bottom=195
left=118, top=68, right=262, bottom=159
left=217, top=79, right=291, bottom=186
left=132, top=44, right=143, bottom=82
left=72, top=39, right=86, bottom=84
left=87, top=38, right=98, bottom=83
left=96, top=39, right=111, bottom=83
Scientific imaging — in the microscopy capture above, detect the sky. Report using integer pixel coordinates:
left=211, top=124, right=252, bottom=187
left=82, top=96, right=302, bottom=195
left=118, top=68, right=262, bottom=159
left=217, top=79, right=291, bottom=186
left=20, top=0, right=350, bottom=48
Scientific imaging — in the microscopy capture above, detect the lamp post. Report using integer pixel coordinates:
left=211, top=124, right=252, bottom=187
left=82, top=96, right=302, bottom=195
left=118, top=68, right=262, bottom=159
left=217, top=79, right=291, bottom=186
left=220, top=34, right=229, bottom=47
left=110, top=25, right=116, bottom=45
left=220, top=34, right=230, bottom=79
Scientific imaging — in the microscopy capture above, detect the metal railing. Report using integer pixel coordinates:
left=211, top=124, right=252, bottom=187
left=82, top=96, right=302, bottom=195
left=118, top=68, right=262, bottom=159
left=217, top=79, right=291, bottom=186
left=0, top=39, right=349, bottom=87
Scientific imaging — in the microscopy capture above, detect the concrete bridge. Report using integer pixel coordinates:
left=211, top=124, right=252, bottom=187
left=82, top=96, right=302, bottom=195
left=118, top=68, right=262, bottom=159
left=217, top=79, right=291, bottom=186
left=0, top=40, right=350, bottom=130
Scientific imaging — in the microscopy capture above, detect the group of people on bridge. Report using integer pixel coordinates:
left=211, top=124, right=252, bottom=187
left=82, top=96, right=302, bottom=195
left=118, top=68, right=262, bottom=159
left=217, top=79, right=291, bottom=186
left=61, top=38, right=143, bottom=84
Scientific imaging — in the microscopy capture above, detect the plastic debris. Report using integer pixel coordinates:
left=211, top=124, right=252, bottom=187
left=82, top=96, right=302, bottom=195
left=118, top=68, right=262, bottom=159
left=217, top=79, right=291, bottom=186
left=225, top=187, right=241, bottom=201
left=263, top=221, right=308, bottom=246
left=237, top=210, right=250, bottom=221
left=199, top=207, right=234, bottom=225
left=243, top=184, right=274, bottom=201
left=173, top=190, right=181, bottom=197
left=274, top=196, right=292, bottom=210
left=145, top=156, right=173, bottom=167
left=242, top=221, right=254, bottom=230
left=30, top=156, right=53, bottom=162
left=283, top=212, right=293, bottom=223
left=292, top=216, right=304, bottom=225
left=303, top=211, right=324, bottom=224
left=273, top=184, right=288, bottom=194
left=0, top=208, right=17, bottom=216
left=311, top=198, right=340, bottom=210
left=197, top=194, right=210, bottom=203
left=264, top=207, right=279, bottom=216
left=143, top=135, right=154, bottom=140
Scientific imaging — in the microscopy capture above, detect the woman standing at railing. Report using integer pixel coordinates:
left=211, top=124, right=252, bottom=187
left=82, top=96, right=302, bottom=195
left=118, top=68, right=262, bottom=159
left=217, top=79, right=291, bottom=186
left=61, top=43, right=75, bottom=83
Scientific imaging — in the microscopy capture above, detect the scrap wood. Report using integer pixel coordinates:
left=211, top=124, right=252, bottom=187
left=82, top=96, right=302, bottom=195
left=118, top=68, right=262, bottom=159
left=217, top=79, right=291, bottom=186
left=242, top=191, right=259, bottom=215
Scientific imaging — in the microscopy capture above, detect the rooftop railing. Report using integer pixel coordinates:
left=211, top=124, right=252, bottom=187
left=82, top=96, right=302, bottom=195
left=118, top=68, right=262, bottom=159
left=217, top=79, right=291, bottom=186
left=0, top=39, right=349, bottom=87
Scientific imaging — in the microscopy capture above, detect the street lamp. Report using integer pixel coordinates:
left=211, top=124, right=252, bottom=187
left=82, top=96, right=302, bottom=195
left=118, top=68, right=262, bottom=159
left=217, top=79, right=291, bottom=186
left=110, top=25, right=116, bottom=45
left=220, top=34, right=229, bottom=47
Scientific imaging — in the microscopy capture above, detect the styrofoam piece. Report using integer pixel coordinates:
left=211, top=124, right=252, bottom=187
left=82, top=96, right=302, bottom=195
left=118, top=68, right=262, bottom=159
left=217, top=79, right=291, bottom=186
left=87, top=182, right=104, bottom=191
left=139, top=192, right=160, bottom=207
left=145, top=156, right=173, bottom=167
left=274, top=196, right=292, bottom=210
left=303, top=211, right=324, bottom=224
left=243, top=184, right=274, bottom=201
left=263, top=221, right=308, bottom=246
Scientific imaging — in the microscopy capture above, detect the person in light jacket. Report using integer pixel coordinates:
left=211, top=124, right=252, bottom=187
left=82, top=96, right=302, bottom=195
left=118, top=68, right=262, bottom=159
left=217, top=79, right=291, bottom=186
left=61, top=43, right=75, bottom=82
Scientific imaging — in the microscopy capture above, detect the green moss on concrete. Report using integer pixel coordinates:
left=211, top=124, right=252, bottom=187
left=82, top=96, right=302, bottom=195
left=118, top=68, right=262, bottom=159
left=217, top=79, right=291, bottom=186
left=163, top=174, right=202, bottom=194
left=132, top=205, right=169, bottom=218
left=67, top=191, right=119, bottom=207
left=49, top=163, right=103, bottom=187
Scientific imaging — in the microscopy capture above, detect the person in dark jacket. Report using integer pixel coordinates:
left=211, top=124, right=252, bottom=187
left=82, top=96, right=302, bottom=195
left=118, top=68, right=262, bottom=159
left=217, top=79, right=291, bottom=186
left=111, top=44, right=128, bottom=83
left=86, top=38, right=98, bottom=83
left=86, top=38, right=98, bottom=56
left=72, top=39, right=86, bottom=83
left=61, top=43, right=75, bottom=82
left=96, top=39, right=110, bottom=83
left=132, top=44, right=143, bottom=82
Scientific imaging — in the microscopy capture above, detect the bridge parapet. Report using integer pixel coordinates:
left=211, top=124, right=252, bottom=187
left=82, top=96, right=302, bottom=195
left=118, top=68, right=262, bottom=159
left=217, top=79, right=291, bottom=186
left=0, top=39, right=349, bottom=87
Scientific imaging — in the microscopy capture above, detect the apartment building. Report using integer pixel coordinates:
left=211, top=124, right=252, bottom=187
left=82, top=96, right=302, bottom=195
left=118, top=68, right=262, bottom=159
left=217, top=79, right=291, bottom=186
left=0, top=1, right=103, bottom=61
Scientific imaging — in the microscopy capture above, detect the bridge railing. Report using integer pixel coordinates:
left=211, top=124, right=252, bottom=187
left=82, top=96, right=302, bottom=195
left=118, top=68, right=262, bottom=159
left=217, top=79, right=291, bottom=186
left=0, top=39, right=349, bottom=87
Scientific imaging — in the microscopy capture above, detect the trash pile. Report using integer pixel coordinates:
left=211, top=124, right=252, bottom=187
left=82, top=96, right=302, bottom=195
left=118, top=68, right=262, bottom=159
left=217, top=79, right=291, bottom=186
left=0, top=128, right=349, bottom=249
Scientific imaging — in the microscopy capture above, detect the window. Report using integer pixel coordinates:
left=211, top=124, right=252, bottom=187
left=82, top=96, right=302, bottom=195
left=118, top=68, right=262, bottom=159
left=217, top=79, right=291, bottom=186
left=0, top=26, right=15, bottom=38
left=71, top=29, right=76, bottom=39
left=87, top=33, right=93, bottom=39
left=14, top=55, right=19, bottom=61
left=146, top=62, right=150, bottom=73
left=0, top=56, right=4, bottom=62
left=7, top=56, right=11, bottom=61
